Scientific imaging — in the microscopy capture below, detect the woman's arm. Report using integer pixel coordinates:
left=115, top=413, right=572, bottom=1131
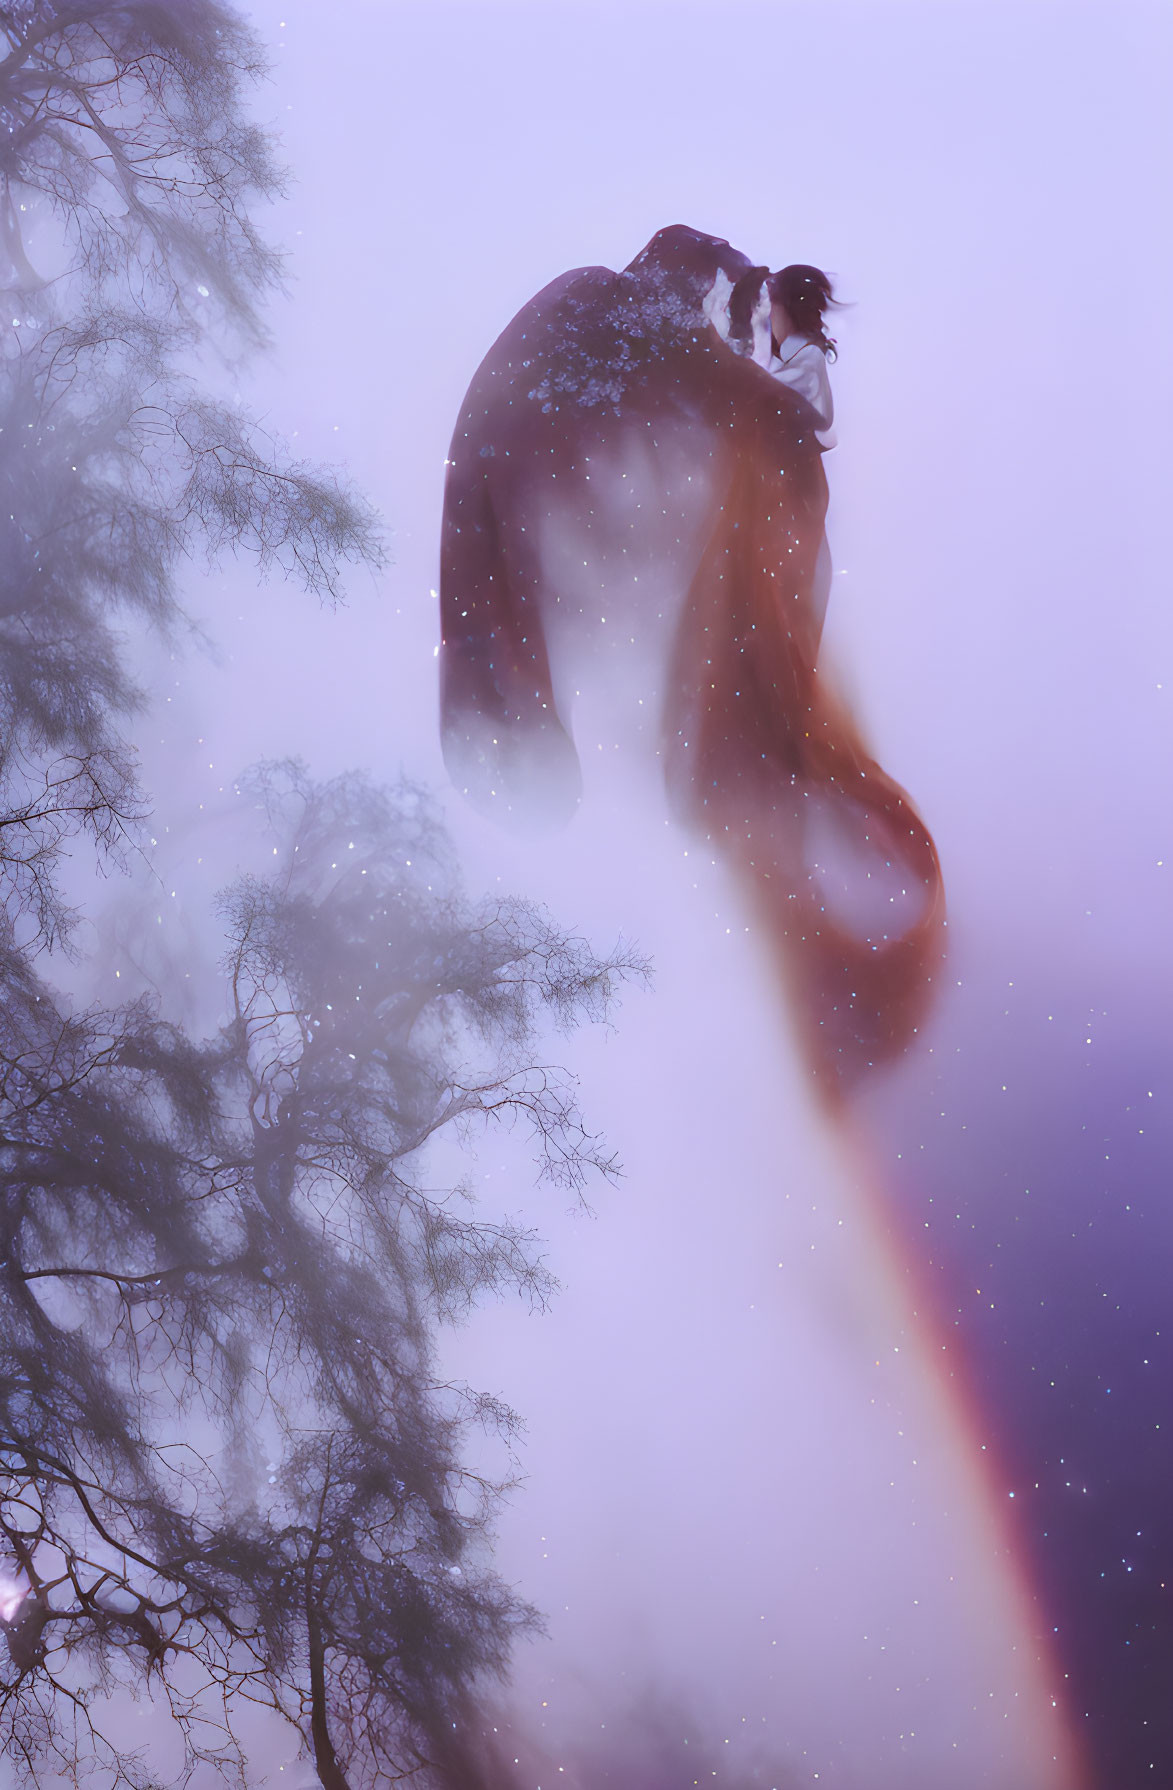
left=768, top=343, right=836, bottom=448
left=769, top=342, right=834, bottom=426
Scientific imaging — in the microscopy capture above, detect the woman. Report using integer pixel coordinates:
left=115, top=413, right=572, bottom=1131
left=716, top=261, right=840, bottom=450
left=766, top=262, right=839, bottom=452
left=749, top=262, right=841, bottom=642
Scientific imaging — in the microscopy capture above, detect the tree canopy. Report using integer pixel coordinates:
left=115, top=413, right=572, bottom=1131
left=0, top=6, right=644, bottom=1784
left=1, top=764, right=643, bottom=1786
left=0, top=0, right=380, bottom=953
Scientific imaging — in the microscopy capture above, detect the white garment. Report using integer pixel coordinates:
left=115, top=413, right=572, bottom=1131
left=701, top=269, right=735, bottom=337
left=769, top=332, right=837, bottom=449
left=702, top=270, right=774, bottom=367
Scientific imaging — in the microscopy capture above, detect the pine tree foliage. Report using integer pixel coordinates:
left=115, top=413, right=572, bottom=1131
left=0, top=765, right=645, bottom=1786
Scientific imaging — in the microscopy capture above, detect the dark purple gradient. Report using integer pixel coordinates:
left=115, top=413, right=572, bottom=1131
left=860, top=929, right=1172, bottom=1789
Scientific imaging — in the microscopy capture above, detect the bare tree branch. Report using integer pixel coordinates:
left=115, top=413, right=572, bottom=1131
left=0, top=766, right=647, bottom=1787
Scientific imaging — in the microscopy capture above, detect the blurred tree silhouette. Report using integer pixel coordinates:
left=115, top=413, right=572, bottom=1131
left=0, top=7, right=640, bottom=1785
left=0, top=765, right=643, bottom=1785
left=0, top=0, right=380, bottom=952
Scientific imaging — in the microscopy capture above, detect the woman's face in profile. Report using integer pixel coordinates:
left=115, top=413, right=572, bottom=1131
left=770, top=297, right=793, bottom=346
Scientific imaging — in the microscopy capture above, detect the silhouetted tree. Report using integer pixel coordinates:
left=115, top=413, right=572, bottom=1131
left=0, top=0, right=380, bottom=951
left=0, top=764, right=643, bottom=1786
left=0, top=8, right=640, bottom=1783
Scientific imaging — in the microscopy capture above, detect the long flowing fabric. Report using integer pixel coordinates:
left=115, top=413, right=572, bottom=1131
left=440, top=225, right=944, bottom=1100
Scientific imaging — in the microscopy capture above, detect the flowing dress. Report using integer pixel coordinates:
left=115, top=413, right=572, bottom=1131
left=439, top=224, right=944, bottom=1097
left=437, top=225, right=1076, bottom=1790
left=768, top=330, right=837, bottom=638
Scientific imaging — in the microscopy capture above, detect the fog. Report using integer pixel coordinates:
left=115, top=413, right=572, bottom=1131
left=89, top=3, right=1170, bottom=1786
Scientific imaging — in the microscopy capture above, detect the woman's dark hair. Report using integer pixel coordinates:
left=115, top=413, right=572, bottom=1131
left=768, top=264, right=840, bottom=360
left=727, top=264, right=770, bottom=352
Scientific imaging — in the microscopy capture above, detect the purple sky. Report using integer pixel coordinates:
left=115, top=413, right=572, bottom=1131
left=109, top=4, right=1170, bottom=1784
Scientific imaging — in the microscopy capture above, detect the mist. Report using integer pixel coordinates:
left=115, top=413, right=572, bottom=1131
left=9, top=1, right=1168, bottom=1787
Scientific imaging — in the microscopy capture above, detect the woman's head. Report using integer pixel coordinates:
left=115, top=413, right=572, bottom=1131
left=768, top=264, right=840, bottom=359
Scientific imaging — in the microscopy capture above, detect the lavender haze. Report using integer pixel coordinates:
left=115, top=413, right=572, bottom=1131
left=109, top=2, right=1170, bottom=1785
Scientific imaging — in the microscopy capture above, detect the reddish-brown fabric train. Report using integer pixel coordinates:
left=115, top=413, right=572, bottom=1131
left=440, top=224, right=944, bottom=1101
